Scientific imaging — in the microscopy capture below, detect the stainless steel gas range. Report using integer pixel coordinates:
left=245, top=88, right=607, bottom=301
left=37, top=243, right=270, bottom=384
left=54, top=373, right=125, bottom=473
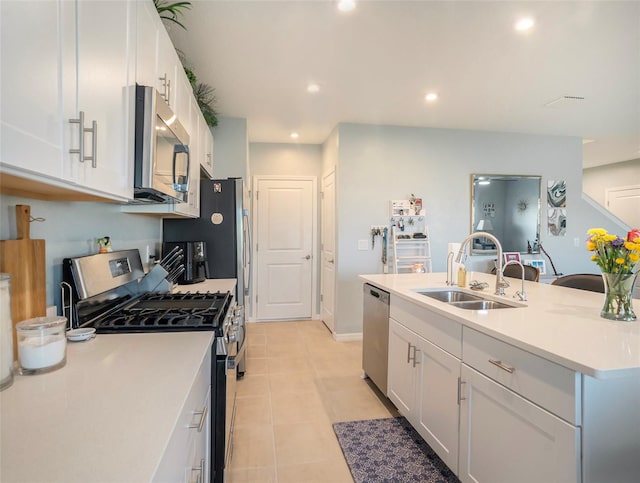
left=61, top=249, right=240, bottom=483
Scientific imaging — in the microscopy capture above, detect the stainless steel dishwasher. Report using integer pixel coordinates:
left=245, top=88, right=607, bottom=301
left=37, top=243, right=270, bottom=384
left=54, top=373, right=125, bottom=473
left=362, top=283, right=390, bottom=395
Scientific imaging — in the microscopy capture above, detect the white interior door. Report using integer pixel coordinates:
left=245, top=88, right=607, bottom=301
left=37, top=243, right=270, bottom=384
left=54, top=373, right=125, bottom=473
left=321, top=170, right=336, bottom=333
left=606, top=185, right=640, bottom=228
left=255, top=177, right=316, bottom=320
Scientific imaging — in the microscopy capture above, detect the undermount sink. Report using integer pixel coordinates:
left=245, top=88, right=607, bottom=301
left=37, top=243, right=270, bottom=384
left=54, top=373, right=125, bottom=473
left=449, top=300, right=514, bottom=310
left=418, top=290, right=483, bottom=303
left=416, top=289, right=521, bottom=310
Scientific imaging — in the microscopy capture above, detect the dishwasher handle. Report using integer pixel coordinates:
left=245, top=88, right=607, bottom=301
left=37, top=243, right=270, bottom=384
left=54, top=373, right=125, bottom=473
left=364, top=284, right=390, bottom=304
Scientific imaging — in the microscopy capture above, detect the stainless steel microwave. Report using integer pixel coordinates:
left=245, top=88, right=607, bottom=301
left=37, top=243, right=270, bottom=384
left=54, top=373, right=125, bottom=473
left=133, top=85, right=190, bottom=203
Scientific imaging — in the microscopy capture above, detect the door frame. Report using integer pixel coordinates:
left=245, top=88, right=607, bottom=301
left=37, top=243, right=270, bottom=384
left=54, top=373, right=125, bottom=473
left=251, top=175, right=318, bottom=322
left=320, top=169, right=336, bottom=333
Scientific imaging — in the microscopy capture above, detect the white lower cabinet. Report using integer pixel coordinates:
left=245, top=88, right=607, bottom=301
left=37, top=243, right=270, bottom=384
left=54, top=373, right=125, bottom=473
left=459, top=327, right=581, bottom=483
left=414, top=335, right=460, bottom=473
left=383, top=292, right=640, bottom=483
left=388, top=297, right=461, bottom=474
left=388, top=318, right=418, bottom=416
left=459, top=364, right=580, bottom=483
left=154, top=350, right=211, bottom=482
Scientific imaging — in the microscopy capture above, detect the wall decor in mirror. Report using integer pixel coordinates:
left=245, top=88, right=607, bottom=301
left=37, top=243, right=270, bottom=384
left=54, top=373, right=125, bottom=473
left=471, top=174, right=542, bottom=254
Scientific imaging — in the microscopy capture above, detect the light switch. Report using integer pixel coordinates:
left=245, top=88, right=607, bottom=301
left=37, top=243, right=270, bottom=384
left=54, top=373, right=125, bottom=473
left=358, top=239, right=369, bottom=250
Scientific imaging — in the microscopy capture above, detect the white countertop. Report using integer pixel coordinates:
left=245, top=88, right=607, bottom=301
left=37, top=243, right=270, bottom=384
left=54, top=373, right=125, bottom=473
left=0, top=282, right=232, bottom=482
left=360, top=272, right=640, bottom=379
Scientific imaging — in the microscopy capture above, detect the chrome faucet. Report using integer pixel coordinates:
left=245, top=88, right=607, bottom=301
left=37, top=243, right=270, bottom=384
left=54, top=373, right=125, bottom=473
left=446, top=251, right=455, bottom=286
left=456, top=231, right=507, bottom=296
left=502, top=259, right=527, bottom=301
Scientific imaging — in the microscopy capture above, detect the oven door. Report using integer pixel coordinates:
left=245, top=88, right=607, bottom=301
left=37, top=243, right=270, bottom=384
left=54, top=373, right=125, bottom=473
left=224, top=328, right=238, bottom=474
left=212, top=326, right=238, bottom=483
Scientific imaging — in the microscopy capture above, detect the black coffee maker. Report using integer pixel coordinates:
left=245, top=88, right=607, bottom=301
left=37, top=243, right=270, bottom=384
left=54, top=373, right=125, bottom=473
left=161, top=241, right=209, bottom=284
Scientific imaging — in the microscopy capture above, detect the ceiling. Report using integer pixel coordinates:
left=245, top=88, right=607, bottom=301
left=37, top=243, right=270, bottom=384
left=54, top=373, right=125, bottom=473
left=168, top=1, right=640, bottom=168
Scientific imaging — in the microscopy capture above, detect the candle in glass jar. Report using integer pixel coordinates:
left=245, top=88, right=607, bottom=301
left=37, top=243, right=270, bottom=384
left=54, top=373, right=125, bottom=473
left=16, top=316, right=67, bottom=375
left=0, top=274, right=13, bottom=390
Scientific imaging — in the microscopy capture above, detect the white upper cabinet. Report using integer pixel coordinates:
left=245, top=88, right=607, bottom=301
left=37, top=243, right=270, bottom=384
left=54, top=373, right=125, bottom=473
left=200, top=120, right=214, bottom=179
left=1, top=1, right=66, bottom=180
left=135, top=0, right=160, bottom=88
left=1, top=0, right=134, bottom=201
left=67, top=0, right=135, bottom=200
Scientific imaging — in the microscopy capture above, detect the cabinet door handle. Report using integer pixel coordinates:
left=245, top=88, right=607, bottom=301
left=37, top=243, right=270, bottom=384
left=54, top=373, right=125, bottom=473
left=406, top=342, right=412, bottom=363
left=69, top=111, right=85, bottom=162
left=412, top=348, right=420, bottom=368
left=189, top=458, right=205, bottom=483
left=189, top=405, right=208, bottom=432
left=458, top=377, right=466, bottom=403
left=488, top=359, right=515, bottom=374
left=88, top=119, right=97, bottom=168
left=69, top=112, right=97, bottom=168
left=159, top=73, right=168, bottom=103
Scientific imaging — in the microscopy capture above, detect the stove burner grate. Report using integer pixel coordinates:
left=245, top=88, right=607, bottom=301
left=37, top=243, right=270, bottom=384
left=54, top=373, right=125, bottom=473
left=92, top=291, right=231, bottom=333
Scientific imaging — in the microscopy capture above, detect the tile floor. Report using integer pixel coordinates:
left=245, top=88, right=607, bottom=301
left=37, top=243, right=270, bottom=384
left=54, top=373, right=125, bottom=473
left=228, top=320, right=398, bottom=482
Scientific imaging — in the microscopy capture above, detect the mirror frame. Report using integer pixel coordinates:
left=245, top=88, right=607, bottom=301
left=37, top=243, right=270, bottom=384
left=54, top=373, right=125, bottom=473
left=470, top=174, right=542, bottom=255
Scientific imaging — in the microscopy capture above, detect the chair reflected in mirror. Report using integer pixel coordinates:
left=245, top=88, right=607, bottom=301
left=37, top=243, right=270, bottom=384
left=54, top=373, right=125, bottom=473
left=491, top=264, right=540, bottom=282
left=551, top=274, right=605, bottom=293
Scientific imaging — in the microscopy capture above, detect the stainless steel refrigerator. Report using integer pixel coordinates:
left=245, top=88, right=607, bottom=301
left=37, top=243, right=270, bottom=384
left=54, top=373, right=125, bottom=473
left=163, top=177, right=251, bottom=375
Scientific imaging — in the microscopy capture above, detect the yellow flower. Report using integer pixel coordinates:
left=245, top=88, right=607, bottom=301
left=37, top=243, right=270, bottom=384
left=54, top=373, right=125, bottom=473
left=587, top=228, right=607, bottom=236
left=586, top=241, right=596, bottom=251
left=591, top=254, right=599, bottom=261
left=624, top=241, right=640, bottom=251
left=629, top=253, right=640, bottom=263
left=604, top=234, right=618, bottom=242
left=615, top=257, right=626, bottom=265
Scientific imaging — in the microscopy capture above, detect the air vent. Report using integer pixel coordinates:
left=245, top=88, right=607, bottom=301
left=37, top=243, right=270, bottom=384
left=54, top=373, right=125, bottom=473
left=544, top=96, right=586, bottom=108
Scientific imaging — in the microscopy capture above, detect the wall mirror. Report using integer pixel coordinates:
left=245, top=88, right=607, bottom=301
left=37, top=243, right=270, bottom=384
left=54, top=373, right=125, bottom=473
left=471, top=174, right=541, bottom=254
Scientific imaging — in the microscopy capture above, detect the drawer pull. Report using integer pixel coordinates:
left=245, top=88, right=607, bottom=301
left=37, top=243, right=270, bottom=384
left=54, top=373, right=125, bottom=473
left=189, top=405, right=208, bottom=432
left=489, top=359, right=515, bottom=373
left=407, top=342, right=412, bottom=363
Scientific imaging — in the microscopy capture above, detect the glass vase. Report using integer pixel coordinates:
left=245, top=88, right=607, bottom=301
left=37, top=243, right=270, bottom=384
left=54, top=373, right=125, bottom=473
left=600, top=272, right=638, bottom=321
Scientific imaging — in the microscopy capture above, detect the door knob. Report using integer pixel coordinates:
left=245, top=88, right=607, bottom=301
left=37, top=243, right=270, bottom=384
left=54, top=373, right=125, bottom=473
left=302, top=255, right=311, bottom=260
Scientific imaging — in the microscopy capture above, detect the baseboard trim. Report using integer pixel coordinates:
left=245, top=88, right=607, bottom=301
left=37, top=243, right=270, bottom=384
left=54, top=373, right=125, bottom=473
left=334, top=332, right=363, bottom=342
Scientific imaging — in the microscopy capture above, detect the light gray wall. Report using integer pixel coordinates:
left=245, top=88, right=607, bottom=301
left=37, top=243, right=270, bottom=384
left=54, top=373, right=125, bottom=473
left=583, top=158, right=640, bottom=206
left=212, top=116, right=248, bottom=180
left=250, top=143, right=322, bottom=177
left=0, top=196, right=161, bottom=312
left=333, top=123, right=629, bottom=334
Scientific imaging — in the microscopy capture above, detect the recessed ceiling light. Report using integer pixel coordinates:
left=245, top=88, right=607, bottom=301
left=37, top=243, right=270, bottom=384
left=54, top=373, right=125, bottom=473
left=582, top=139, right=595, bottom=145
left=424, top=92, right=438, bottom=102
left=337, top=0, right=356, bottom=12
left=307, top=83, right=320, bottom=93
left=514, top=17, right=535, bottom=31
left=290, top=132, right=299, bottom=140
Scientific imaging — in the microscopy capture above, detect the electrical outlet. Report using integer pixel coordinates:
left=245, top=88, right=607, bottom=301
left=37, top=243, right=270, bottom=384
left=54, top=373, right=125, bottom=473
left=574, top=237, right=580, bottom=247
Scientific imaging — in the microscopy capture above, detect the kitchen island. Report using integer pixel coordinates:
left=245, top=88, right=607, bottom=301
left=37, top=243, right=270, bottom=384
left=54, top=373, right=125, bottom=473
left=0, top=279, right=235, bottom=482
left=360, top=272, right=640, bottom=483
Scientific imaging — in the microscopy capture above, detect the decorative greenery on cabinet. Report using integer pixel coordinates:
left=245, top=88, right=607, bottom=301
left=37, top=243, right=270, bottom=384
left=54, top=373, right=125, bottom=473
left=153, top=0, right=191, bottom=30
left=153, top=0, right=219, bottom=127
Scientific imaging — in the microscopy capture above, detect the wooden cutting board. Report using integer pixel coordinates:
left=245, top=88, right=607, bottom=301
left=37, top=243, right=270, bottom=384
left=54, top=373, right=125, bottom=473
left=0, top=205, right=47, bottom=361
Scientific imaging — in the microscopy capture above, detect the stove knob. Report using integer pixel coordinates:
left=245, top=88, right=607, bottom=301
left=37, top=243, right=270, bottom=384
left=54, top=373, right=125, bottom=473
left=225, top=331, right=237, bottom=344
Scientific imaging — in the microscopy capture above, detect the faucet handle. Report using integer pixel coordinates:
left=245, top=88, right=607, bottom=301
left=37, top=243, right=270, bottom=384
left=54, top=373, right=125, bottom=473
left=514, top=290, right=527, bottom=302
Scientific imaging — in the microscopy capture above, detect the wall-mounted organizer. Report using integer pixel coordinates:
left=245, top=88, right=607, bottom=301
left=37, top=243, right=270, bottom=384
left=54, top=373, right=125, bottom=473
left=390, top=224, right=432, bottom=274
